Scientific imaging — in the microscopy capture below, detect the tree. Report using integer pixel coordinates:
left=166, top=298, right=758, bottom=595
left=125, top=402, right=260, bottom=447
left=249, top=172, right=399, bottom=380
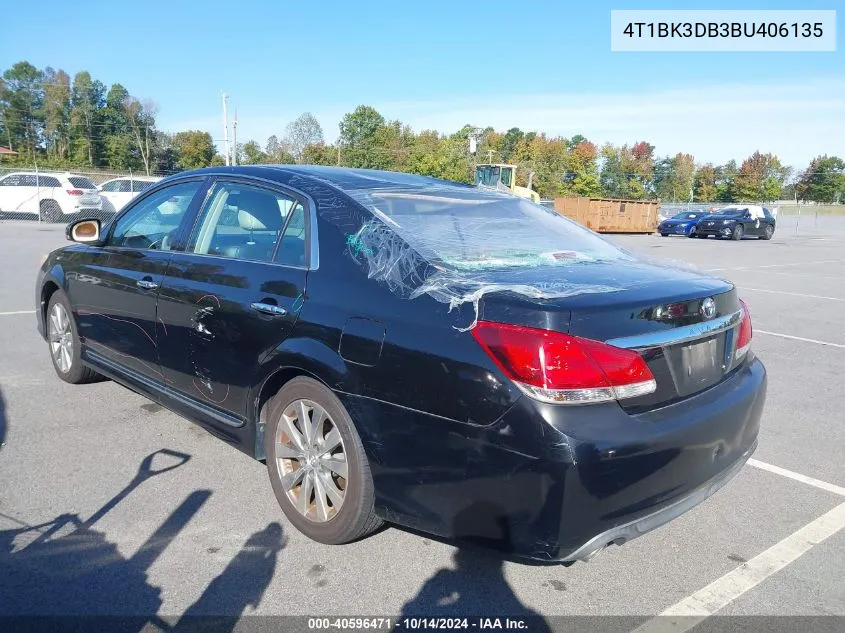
left=2, top=61, right=44, bottom=157
left=732, top=151, right=788, bottom=201
left=301, top=142, right=337, bottom=166
left=693, top=164, right=719, bottom=202
left=339, top=105, right=385, bottom=168
left=566, top=140, right=601, bottom=197
left=70, top=71, right=105, bottom=166
left=42, top=68, right=71, bottom=160
left=241, top=140, right=268, bottom=165
left=265, top=134, right=296, bottom=163
left=284, top=113, right=324, bottom=162
left=654, top=153, right=695, bottom=201
left=122, top=97, right=156, bottom=175
left=172, top=130, right=215, bottom=170
left=796, top=155, right=845, bottom=203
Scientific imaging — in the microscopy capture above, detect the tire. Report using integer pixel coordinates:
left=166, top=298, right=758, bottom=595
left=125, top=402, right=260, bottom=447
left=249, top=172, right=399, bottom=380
left=732, top=225, right=744, bottom=241
left=46, top=290, right=99, bottom=384
left=761, top=225, right=775, bottom=240
left=264, top=376, right=381, bottom=544
left=687, top=226, right=697, bottom=238
left=40, top=199, right=63, bottom=223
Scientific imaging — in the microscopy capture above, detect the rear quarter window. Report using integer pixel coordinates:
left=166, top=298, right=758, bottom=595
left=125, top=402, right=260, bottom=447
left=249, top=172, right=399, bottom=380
left=68, top=177, right=96, bottom=189
left=38, top=176, right=61, bottom=188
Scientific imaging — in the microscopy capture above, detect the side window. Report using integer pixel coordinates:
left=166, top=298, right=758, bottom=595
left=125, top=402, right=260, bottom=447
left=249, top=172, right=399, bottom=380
left=133, top=180, right=154, bottom=192
left=274, top=202, right=307, bottom=266
left=0, top=175, right=21, bottom=186
left=19, top=175, right=37, bottom=187
left=189, top=181, right=298, bottom=263
left=39, top=176, right=61, bottom=188
left=118, top=180, right=133, bottom=193
left=101, top=180, right=120, bottom=192
left=109, top=181, right=202, bottom=250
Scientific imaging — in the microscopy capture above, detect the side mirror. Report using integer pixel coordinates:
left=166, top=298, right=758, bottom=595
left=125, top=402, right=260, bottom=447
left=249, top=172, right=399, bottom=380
left=66, top=218, right=103, bottom=244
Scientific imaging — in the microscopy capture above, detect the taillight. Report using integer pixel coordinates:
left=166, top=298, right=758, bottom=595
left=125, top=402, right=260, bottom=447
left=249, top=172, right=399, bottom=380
left=66, top=189, right=83, bottom=196
left=471, top=321, right=656, bottom=405
left=735, top=299, right=752, bottom=360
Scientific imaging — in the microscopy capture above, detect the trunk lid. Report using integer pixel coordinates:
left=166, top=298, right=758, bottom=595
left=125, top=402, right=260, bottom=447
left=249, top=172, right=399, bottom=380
left=476, top=260, right=742, bottom=412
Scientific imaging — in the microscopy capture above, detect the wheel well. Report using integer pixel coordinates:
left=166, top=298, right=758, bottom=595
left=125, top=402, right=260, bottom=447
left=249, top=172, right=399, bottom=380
left=253, top=366, right=326, bottom=460
left=41, top=281, right=60, bottom=331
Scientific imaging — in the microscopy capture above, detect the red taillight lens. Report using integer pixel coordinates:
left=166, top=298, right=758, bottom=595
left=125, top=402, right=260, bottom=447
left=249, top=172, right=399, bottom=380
left=66, top=189, right=83, bottom=196
left=736, top=299, right=752, bottom=359
left=471, top=321, right=656, bottom=404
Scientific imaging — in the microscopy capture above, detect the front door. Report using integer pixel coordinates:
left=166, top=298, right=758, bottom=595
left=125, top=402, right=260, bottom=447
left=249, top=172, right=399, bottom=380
left=76, top=178, right=207, bottom=384
left=156, top=179, right=309, bottom=427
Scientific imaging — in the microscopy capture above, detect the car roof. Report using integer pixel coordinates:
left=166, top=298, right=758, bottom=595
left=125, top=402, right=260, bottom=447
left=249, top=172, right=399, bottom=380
left=175, top=165, right=476, bottom=197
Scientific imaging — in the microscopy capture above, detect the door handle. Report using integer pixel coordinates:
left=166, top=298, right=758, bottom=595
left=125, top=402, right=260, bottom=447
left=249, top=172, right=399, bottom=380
left=251, top=302, right=287, bottom=317
left=136, top=279, right=159, bottom=290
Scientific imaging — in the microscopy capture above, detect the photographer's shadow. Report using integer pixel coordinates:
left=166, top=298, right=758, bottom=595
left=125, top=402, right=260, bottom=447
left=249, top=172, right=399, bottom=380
left=396, top=504, right=551, bottom=632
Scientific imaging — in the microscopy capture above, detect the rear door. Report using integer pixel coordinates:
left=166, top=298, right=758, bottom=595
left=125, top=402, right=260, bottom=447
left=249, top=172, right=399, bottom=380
left=75, top=178, right=208, bottom=384
left=0, top=174, right=30, bottom=212
left=156, top=178, right=309, bottom=426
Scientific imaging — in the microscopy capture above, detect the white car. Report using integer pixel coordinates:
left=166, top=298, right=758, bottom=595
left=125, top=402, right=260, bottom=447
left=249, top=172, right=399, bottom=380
left=0, top=172, right=102, bottom=222
left=98, top=176, right=159, bottom=213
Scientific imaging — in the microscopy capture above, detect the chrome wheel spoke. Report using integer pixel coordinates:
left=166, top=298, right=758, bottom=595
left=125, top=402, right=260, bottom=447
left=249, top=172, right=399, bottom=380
left=312, top=473, right=331, bottom=521
left=280, top=462, right=306, bottom=491
left=296, top=400, right=313, bottom=444
left=296, top=470, right=314, bottom=516
left=275, top=442, right=301, bottom=459
left=319, top=427, right=342, bottom=455
left=322, top=455, right=348, bottom=480
left=317, top=470, right=344, bottom=507
left=280, top=412, right=306, bottom=451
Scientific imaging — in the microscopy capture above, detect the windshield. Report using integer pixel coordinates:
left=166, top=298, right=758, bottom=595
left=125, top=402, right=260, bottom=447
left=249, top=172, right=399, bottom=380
left=356, top=187, right=631, bottom=270
left=475, top=165, right=500, bottom=187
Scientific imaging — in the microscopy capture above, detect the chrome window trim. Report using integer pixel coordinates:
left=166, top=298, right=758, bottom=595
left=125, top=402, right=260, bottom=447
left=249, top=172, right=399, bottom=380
left=605, top=309, right=742, bottom=350
left=164, top=171, right=321, bottom=271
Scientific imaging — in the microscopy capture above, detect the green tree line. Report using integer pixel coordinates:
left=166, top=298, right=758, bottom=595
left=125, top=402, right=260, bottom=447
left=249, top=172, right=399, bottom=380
left=2, top=61, right=843, bottom=203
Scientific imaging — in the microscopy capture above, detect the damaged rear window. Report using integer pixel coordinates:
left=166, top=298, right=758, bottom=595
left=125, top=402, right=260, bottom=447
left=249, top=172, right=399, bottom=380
left=350, top=187, right=631, bottom=271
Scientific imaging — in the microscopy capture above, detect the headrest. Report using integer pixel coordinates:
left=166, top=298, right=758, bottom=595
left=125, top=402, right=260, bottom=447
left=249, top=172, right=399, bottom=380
left=229, top=190, right=283, bottom=232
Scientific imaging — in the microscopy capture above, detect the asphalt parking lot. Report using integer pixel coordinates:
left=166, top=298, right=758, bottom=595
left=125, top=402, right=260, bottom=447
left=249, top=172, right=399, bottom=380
left=1, top=215, right=843, bottom=630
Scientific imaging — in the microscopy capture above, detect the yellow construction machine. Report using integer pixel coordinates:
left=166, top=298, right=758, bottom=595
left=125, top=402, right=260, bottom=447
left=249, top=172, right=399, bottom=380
left=474, top=163, right=540, bottom=203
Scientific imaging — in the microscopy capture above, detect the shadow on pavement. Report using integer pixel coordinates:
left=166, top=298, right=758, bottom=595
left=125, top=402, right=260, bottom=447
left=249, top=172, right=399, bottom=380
left=0, top=449, right=286, bottom=633
left=395, top=505, right=552, bottom=632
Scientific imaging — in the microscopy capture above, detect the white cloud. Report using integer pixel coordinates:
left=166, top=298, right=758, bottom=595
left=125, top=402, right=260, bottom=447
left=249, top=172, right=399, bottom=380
left=160, top=76, right=845, bottom=167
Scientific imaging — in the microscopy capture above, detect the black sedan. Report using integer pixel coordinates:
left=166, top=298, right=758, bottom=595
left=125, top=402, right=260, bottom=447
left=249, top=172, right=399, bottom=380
left=696, top=205, right=777, bottom=240
left=35, top=166, right=766, bottom=562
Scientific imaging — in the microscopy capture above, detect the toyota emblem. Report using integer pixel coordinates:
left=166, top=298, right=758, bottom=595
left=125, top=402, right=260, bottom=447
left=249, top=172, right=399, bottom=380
left=700, top=297, right=716, bottom=319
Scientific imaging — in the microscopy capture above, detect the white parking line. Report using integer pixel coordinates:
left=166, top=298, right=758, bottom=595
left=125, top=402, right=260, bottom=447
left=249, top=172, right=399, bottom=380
left=749, top=459, right=845, bottom=497
left=0, top=310, right=35, bottom=316
left=738, top=287, right=845, bottom=301
left=726, top=270, right=845, bottom=281
left=631, top=501, right=845, bottom=633
left=756, top=330, right=845, bottom=349
left=704, top=259, right=845, bottom=272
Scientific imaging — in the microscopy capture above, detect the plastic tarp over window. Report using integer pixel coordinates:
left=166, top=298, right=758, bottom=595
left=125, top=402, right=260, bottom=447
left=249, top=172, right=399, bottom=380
left=334, top=179, right=635, bottom=329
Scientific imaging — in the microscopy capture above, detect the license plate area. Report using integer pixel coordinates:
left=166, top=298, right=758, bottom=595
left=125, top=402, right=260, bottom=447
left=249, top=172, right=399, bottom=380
left=664, top=333, right=727, bottom=397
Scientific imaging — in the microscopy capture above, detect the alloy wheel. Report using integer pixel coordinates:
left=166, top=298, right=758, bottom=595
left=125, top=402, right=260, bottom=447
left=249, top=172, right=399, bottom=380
left=275, top=398, right=348, bottom=522
left=49, top=303, right=73, bottom=373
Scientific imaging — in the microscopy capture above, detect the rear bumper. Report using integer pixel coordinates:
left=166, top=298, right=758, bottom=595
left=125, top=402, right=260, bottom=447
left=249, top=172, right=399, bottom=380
left=564, top=439, right=754, bottom=561
left=347, top=355, right=766, bottom=562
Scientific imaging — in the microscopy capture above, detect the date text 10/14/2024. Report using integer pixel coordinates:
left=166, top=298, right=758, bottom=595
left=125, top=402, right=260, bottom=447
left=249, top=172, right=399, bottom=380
left=308, top=617, right=531, bottom=630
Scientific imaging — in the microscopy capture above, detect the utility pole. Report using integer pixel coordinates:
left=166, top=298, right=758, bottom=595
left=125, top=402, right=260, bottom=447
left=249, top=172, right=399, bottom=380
left=487, top=149, right=494, bottom=163
left=232, top=109, right=238, bottom=166
left=222, top=92, right=230, bottom=166
left=337, top=142, right=341, bottom=166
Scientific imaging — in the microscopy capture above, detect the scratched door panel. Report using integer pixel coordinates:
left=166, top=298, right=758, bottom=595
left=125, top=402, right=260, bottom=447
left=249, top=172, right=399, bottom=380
left=155, top=254, right=306, bottom=423
left=76, top=247, right=173, bottom=384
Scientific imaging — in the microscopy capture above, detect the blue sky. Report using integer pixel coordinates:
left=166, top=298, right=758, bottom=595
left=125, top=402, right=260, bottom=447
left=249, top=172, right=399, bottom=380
left=2, top=0, right=842, bottom=167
